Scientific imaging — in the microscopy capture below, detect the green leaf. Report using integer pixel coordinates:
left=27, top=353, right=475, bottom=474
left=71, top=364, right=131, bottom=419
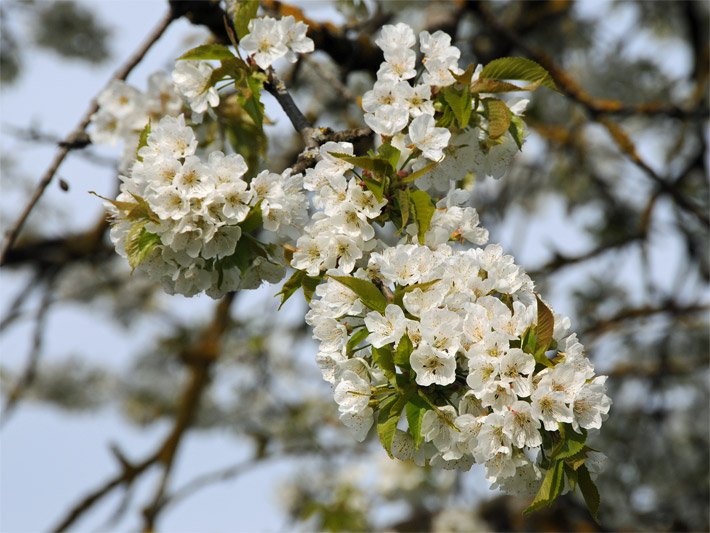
left=302, top=275, right=320, bottom=303
left=394, top=334, right=413, bottom=366
left=480, top=57, right=558, bottom=92
left=377, top=143, right=401, bottom=170
left=483, top=98, right=511, bottom=140
left=126, top=193, right=157, bottom=222
left=92, top=191, right=158, bottom=223
left=91, top=191, right=140, bottom=216
left=329, top=276, right=387, bottom=313
left=240, top=202, right=262, bottom=233
left=524, top=459, right=565, bottom=514
left=214, top=56, right=249, bottom=82
left=564, top=462, right=579, bottom=491
left=443, top=85, right=472, bottom=129
left=362, top=176, right=384, bottom=202
left=565, top=449, right=590, bottom=471
left=552, top=426, right=587, bottom=460
left=277, top=270, right=305, bottom=309
left=508, top=115, right=526, bottom=150
left=224, top=104, right=267, bottom=173
left=409, top=190, right=436, bottom=244
left=372, top=345, right=396, bottom=381
left=402, top=278, right=441, bottom=293
left=219, top=236, right=266, bottom=274
left=330, top=152, right=394, bottom=176
left=178, top=43, right=235, bottom=61
left=535, top=295, right=555, bottom=354
left=135, top=120, right=150, bottom=162
left=377, top=395, right=405, bottom=457
left=521, top=325, right=537, bottom=353
left=453, top=63, right=477, bottom=86
left=577, top=465, right=601, bottom=522
left=400, top=161, right=437, bottom=184
left=232, top=0, right=259, bottom=40
left=405, top=401, right=427, bottom=448
left=470, top=78, right=526, bottom=94
left=237, top=72, right=266, bottom=129
left=125, top=223, right=161, bottom=271
left=395, top=189, right=410, bottom=231
left=347, top=327, right=370, bottom=354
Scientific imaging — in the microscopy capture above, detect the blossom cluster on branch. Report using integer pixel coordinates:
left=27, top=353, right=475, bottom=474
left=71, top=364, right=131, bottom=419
left=90, top=12, right=610, bottom=516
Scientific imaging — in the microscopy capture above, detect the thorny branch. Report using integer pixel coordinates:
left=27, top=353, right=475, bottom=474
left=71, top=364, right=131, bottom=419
left=0, top=7, right=178, bottom=265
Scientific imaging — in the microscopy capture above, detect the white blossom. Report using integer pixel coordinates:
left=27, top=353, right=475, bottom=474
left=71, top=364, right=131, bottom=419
left=172, top=60, right=219, bottom=116
left=407, top=114, right=451, bottom=161
left=364, top=305, right=408, bottom=348
left=333, top=370, right=371, bottom=413
left=410, top=343, right=456, bottom=386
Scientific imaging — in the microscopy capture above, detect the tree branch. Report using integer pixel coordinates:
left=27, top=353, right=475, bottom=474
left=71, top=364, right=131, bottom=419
left=582, top=301, right=708, bottom=338
left=264, top=68, right=314, bottom=142
left=529, top=234, right=643, bottom=279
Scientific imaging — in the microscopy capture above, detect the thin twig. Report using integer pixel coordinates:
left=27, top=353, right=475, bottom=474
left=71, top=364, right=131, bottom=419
left=582, top=302, right=709, bottom=338
left=160, top=456, right=263, bottom=513
left=1, top=270, right=57, bottom=426
left=265, top=68, right=315, bottom=143
left=291, top=127, right=372, bottom=174
left=0, top=270, right=42, bottom=332
left=51, top=292, right=237, bottom=532
left=4, top=124, right=117, bottom=167
left=51, top=453, right=159, bottom=533
left=0, top=8, right=177, bottom=265
left=529, top=233, right=642, bottom=278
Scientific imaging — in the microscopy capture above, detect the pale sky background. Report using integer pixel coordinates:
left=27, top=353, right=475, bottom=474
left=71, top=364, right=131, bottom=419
left=0, top=1, right=704, bottom=532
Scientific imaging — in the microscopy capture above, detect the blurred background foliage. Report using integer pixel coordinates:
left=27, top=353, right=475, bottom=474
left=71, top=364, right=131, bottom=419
left=0, top=0, right=708, bottom=531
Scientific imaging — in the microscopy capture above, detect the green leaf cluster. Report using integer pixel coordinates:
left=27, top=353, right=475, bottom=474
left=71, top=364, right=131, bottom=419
left=135, top=120, right=151, bottom=162
left=232, top=0, right=259, bottom=40
left=329, top=276, right=387, bottom=313
left=177, top=44, right=267, bottom=145
left=525, top=425, right=600, bottom=521
left=178, top=44, right=236, bottom=61
left=125, top=221, right=161, bottom=271
left=277, top=270, right=321, bottom=308
left=521, top=295, right=556, bottom=369
left=408, top=190, right=435, bottom=244
left=479, top=57, right=558, bottom=92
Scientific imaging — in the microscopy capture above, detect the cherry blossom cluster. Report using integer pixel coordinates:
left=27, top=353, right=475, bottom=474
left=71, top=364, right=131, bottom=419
left=91, top=13, right=611, bottom=506
left=291, top=141, right=387, bottom=276
left=306, top=242, right=611, bottom=493
left=363, top=24, right=454, bottom=147
left=108, top=114, right=307, bottom=297
left=89, top=73, right=183, bottom=167
left=418, top=123, right=523, bottom=192
left=240, top=15, right=314, bottom=70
